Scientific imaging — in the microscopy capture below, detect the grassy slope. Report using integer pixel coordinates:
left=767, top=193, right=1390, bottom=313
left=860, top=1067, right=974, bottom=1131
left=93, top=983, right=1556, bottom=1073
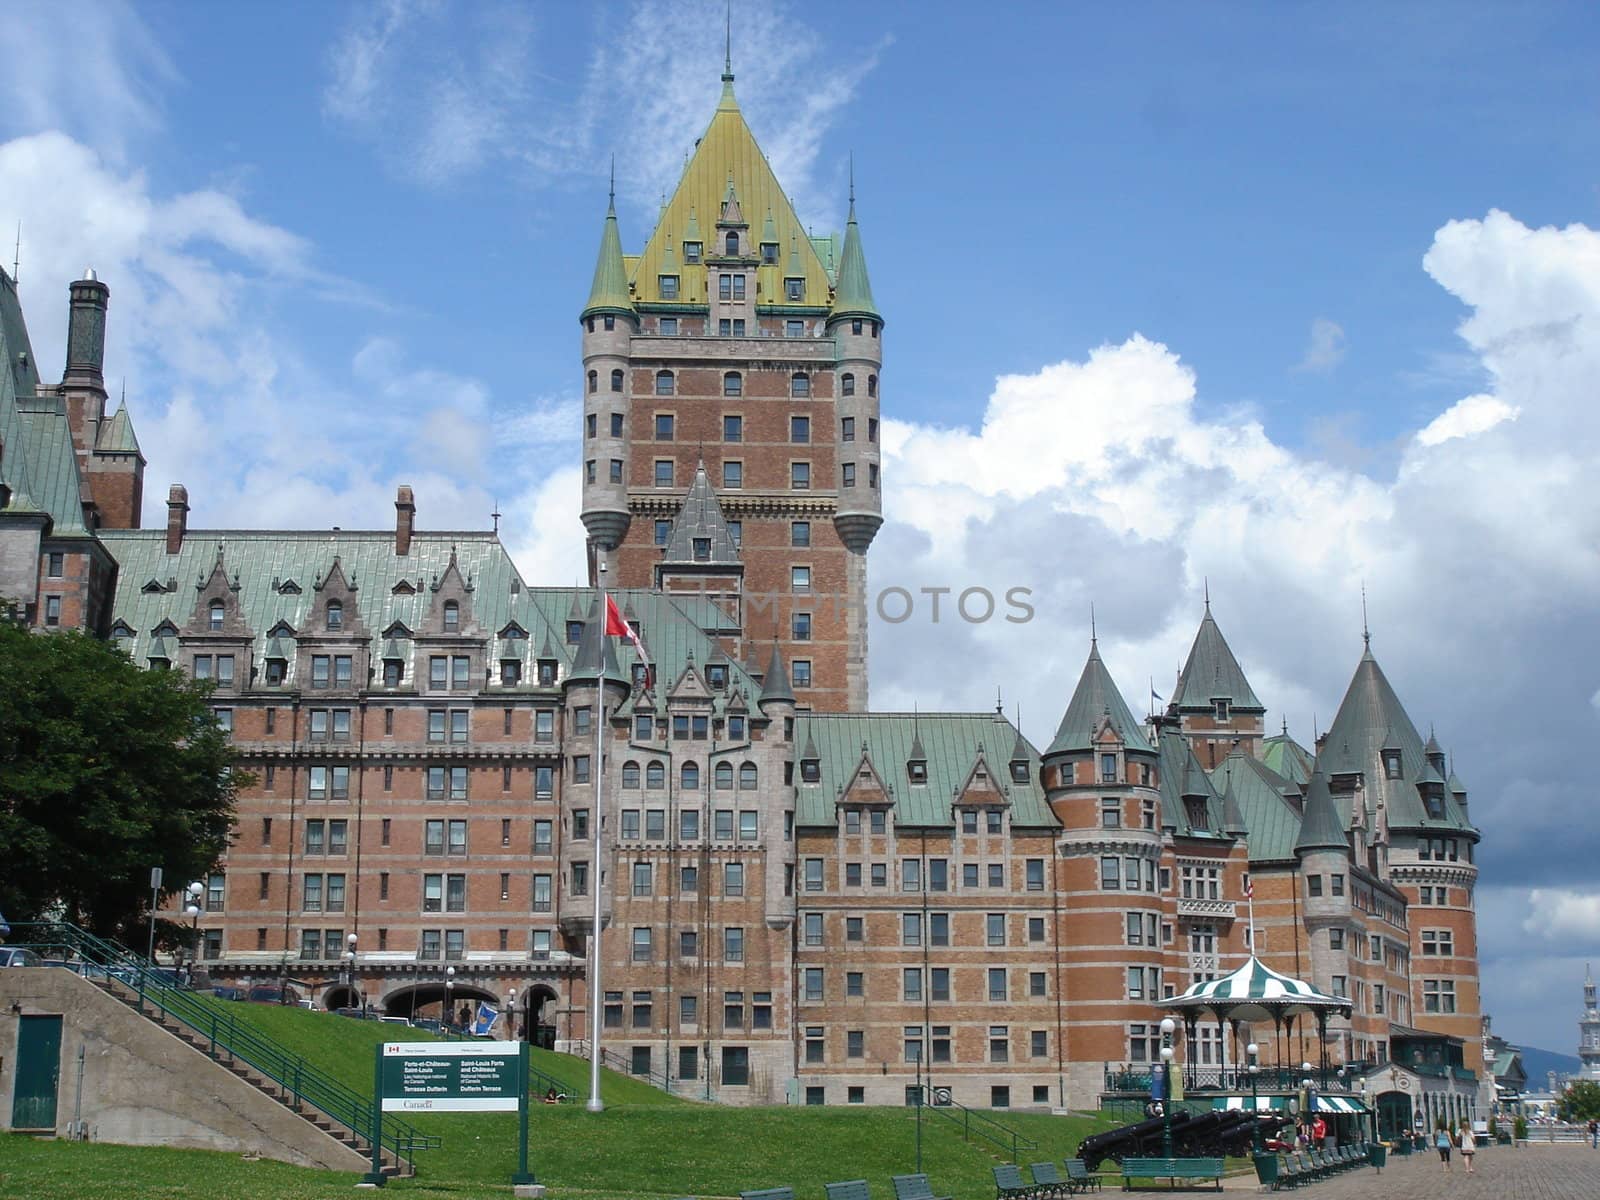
left=0, top=998, right=1123, bottom=1200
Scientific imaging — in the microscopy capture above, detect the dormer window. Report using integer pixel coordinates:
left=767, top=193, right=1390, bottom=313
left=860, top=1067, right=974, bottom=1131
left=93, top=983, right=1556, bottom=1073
left=658, top=275, right=679, bottom=300
left=907, top=760, right=928, bottom=785
left=761, top=241, right=778, bottom=264
left=149, top=654, right=170, bottom=672
left=631, top=662, right=648, bottom=688
left=1100, top=753, right=1118, bottom=783
left=209, top=600, right=225, bottom=631
left=1425, top=793, right=1444, bottom=820
left=785, top=277, right=804, bottom=302
left=1384, top=751, right=1402, bottom=780
left=501, top=659, right=521, bottom=686
left=325, top=600, right=342, bottom=631
left=684, top=241, right=702, bottom=264
left=1213, top=699, right=1230, bottom=722
left=1184, top=797, right=1209, bottom=830
left=800, top=759, right=820, bottom=783
left=538, top=659, right=558, bottom=686
left=382, top=659, right=401, bottom=687
left=567, top=621, right=583, bottom=645
left=693, top=537, right=711, bottom=561
left=443, top=601, right=459, bottom=632
left=266, top=657, right=287, bottom=685
left=725, top=232, right=740, bottom=256
left=706, top=663, right=727, bottom=689
left=1010, top=760, right=1029, bottom=784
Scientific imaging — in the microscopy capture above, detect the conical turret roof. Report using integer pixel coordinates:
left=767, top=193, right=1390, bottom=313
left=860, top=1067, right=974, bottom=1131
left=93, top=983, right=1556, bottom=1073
left=831, top=193, right=881, bottom=322
left=662, top=462, right=741, bottom=565
left=96, top=403, right=142, bottom=454
left=1172, top=602, right=1263, bottom=712
left=1294, top=770, right=1348, bottom=854
left=581, top=195, right=634, bottom=320
left=568, top=597, right=626, bottom=685
left=1047, top=640, right=1152, bottom=755
left=757, top=640, right=794, bottom=707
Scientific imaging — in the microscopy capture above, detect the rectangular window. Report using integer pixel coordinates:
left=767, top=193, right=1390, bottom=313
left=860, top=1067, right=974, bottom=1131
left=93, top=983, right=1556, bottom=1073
left=902, top=968, right=922, bottom=1001
left=804, top=912, right=824, bottom=947
left=724, top=927, right=745, bottom=962
left=791, top=462, right=810, bottom=490
left=902, top=858, right=921, bottom=892
left=988, top=967, right=1008, bottom=1001
left=804, top=858, right=824, bottom=891
left=658, top=274, right=679, bottom=299
left=1101, top=857, right=1120, bottom=890
left=722, top=461, right=742, bottom=488
left=930, top=967, right=950, bottom=1002
left=841, top=415, right=855, bottom=441
left=804, top=968, right=824, bottom=1001
left=723, top=862, right=744, bottom=896
left=632, top=927, right=653, bottom=962
left=846, top=971, right=864, bottom=997
left=1308, top=875, right=1323, bottom=897
left=986, top=912, right=1006, bottom=946
left=791, top=415, right=810, bottom=443
left=989, top=1026, right=1009, bottom=1063
left=1026, top=859, right=1045, bottom=891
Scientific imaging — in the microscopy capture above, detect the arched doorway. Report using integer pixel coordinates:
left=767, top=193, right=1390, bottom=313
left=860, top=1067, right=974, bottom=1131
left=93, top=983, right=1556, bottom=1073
left=383, top=981, right=502, bottom=1029
left=1375, top=1090, right=1412, bottom=1141
left=526, top=985, right=559, bottom=1049
left=322, top=983, right=362, bottom=1011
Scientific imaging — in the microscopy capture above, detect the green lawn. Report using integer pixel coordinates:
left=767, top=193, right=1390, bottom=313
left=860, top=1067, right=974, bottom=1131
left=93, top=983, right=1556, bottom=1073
left=0, top=998, right=1123, bottom=1200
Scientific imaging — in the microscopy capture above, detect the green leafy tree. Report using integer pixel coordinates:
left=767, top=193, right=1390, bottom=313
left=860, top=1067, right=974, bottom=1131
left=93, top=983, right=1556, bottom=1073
left=0, top=619, right=243, bottom=943
left=1558, top=1079, right=1600, bottom=1123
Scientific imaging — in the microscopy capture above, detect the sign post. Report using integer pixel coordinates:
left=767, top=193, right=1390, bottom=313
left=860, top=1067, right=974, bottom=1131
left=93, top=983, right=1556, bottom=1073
left=374, top=1040, right=535, bottom=1189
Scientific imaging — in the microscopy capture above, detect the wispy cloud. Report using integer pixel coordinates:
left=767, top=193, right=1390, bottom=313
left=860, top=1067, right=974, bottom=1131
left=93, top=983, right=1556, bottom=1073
left=1293, top=315, right=1347, bottom=372
left=319, top=0, right=885, bottom=220
left=0, top=0, right=175, bottom=161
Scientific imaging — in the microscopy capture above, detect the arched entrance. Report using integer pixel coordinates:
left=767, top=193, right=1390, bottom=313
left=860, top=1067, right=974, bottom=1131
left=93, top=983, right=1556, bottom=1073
left=525, top=985, right=559, bottom=1048
left=383, top=981, right=502, bottom=1029
left=1375, top=1090, right=1412, bottom=1141
left=322, top=983, right=362, bottom=1011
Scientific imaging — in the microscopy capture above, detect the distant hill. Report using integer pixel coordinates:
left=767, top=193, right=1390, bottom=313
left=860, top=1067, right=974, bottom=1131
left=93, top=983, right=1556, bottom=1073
left=1518, top=1045, right=1582, bottom=1086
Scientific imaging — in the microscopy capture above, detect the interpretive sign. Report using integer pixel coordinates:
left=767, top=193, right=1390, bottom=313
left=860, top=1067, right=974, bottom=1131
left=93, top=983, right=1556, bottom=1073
left=364, top=1039, right=535, bottom=1188
left=380, top=1041, right=522, bottom=1112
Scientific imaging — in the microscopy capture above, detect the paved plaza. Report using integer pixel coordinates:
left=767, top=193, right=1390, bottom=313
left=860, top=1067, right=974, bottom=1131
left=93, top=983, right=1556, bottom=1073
left=1215, top=1142, right=1600, bottom=1197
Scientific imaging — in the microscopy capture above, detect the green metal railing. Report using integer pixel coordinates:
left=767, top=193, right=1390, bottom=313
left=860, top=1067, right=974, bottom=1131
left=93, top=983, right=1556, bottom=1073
left=8, top=922, right=439, bottom=1173
left=921, top=1093, right=1038, bottom=1163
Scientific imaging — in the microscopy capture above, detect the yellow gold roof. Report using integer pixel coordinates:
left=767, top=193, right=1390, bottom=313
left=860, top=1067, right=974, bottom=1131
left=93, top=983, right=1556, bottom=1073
left=631, top=81, right=833, bottom=308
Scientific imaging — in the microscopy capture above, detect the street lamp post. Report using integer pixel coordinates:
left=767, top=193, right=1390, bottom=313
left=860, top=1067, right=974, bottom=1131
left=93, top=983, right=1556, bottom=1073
left=344, top=932, right=358, bottom=1008
left=184, top=881, right=204, bottom=985
left=1160, top=1017, right=1177, bottom=1159
left=507, top=988, right=518, bottom=1042
left=1247, top=1042, right=1261, bottom=1153
left=445, top=965, right=456, bottom=1031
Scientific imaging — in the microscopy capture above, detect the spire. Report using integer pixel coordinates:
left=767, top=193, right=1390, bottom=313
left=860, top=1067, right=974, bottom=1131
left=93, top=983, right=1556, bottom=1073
left=1221, top=773, right=1249, bottom=837
left=662, top=461, right=741, bottom=565
left=1172, top=600, right=1264, bottom=712
left=830, top=177, right=881, bottom=322
left=1361, top=582, right=1371, bottom=650
left=722, top=0, right=733, bottom=83
left=1047, top=639, right=1152, bottom=755
left=581, top=187, right=634, bottom=320
left=1294, top=770, right=1349, bottom=855
left=568, top=597, right=625, bottom=685
left=757, top=640, right=795, bottom=709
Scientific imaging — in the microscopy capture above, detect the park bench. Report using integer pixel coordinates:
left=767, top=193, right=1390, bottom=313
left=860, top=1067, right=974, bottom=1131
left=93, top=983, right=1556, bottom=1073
left=1028, top=1161, right=1074, bottom=1197
left=1118, top=1157, right=1225, bottom=1191
left=994, top=1163, right=1039, bottom=1200
left=1066, top=1158, right=1108, bottom=1192
left=894, top=1174, right=952, bottom=1200
left=826, top=1181, right=872, bottom=1200
left=741, top=1187, right=794, bottom=1200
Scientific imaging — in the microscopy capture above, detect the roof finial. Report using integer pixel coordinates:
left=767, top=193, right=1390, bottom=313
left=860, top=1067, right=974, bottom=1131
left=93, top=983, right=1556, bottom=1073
left=11, top=220, right=19, bottom=284
left=491, top=499, right=502, bottom=535
left=1089, top=602, right=1097, bottom=645
left=723, top=0, right=733, bottom=81
left=608, top=154, right=615, bottom=207
left=996, top=685, right=1003, bottom=715
left=1361, top=581, right=1370, bottom=649
left=1282, top=714, right=1289, bottom=737
left=849, top=152, right=856, bottom=211
left=1203, top=576, right=1210, bottom=612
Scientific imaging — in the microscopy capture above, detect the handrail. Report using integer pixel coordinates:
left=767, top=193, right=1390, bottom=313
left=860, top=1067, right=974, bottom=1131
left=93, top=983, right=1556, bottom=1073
left=7, top=922, right=439, bottom=1173
left=569, top=1038, right=677, bottom=1095
left=920, top=1092, right=1038, bottom=1163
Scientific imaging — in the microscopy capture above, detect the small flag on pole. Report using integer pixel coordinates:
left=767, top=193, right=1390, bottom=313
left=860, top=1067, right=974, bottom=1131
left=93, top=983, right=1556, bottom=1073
left=470, top=1002, right=500, bottom=1037
left=1244, top=877, right=1254, bottom=899
left=604, top=592, right=651, bottom=685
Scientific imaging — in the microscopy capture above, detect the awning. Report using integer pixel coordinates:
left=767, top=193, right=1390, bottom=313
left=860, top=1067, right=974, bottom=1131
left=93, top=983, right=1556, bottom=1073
left=1211, top=1096, right=1369, bottom=1114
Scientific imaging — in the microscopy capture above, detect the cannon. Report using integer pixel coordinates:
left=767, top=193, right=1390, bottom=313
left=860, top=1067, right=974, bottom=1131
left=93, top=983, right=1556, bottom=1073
left=1077, top=1108, right=1291, bottom=1169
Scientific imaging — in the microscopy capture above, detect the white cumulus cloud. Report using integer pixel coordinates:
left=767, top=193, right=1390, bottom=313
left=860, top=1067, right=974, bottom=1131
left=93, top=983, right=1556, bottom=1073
left=1415, top=393, right=1520, bottom=446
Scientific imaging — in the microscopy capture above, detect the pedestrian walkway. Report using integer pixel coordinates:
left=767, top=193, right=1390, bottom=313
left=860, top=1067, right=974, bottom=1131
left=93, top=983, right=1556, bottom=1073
left=1222, top=1142, right=1600, bottom=1198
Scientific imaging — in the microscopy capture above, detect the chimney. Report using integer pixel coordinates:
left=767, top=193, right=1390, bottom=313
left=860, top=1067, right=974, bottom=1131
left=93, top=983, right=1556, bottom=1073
left=166, top=484, right=189, bottom=555
left=395, top=484, right=416, bottom=556
left=65, top=268, right=111, bottom=387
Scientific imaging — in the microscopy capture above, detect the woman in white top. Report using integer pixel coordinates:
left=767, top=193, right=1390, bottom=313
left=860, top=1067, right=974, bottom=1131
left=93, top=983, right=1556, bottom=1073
left=1459, top=1124, right=1476, bottom=1174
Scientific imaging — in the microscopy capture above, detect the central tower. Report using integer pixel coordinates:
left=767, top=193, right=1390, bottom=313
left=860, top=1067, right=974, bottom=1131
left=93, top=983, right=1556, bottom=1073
left=579, top=63, right=882, bottom=712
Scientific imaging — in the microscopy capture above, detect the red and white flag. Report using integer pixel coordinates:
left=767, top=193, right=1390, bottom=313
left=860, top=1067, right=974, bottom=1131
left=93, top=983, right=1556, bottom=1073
left=603, top=592, right=650, bottom=673
left=1244, top=877, right=1254, bottom=899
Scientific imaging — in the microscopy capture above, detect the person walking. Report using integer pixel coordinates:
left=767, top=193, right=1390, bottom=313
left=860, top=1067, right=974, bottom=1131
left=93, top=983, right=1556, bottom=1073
left=1459, top=1123, right=1476, bottom=1175
left=1435, top=1125, right=1453, bottom=1172
left=1588, top=1117, right=1597, bottom=1149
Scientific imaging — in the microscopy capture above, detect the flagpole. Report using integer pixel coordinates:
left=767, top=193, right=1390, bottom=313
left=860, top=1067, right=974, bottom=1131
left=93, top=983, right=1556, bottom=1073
left=1246, top=880, right=1256, bottom=958
left=587, top=568, right=607, bottom=1113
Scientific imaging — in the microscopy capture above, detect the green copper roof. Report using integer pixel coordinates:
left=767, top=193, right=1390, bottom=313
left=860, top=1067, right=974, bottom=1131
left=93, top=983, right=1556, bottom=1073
left=663, top=462, right=740, bottom=565
left=1260, top=731, right=1313, bottom=785
left=1156, top=727, right=1225, bottom=837
left=1172, top=603, right=1263, bottom=712
left=581, top=199, right=634, bottom=319
left=1318, top=645, right=1474, bottom=835
left=1211, top=749, right=1304, bottom=863
left=795, top=712, right=1053, bottom=829
left=568, top=596, right=625, bottom=685
left=1047, top=641, right=1152, bottom=755
left=830, top=196, right=880, bottom=321
left=97, top=403, right=141, bottom=454
left=1295, top=770, right=1349, bottom=854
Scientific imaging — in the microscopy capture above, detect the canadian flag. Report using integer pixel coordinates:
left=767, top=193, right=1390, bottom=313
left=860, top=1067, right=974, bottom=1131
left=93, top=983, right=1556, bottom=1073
left=603, top=593, right=650, bottom=673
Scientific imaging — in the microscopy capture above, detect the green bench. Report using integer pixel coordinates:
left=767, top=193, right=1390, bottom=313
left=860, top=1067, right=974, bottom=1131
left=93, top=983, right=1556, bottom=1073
left=741, top=1188, right=795, bottom=1200
left=826, top=1181, right=872, bottom=1200
left=893, top=1175, right=951, bottom=1200
left=1067, top=1159, right=1109, bottom=1192
left=1119, top=1157, right=1224, bottom=1191
left=994, top=1164, right=1039, bottom=1200
left=1028, top=1162, right=1074, bottom=1198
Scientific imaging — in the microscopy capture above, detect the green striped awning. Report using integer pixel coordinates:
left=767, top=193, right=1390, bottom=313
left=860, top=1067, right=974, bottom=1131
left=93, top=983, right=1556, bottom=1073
left=1176, top=956, right=1342, bottom=1005
left=1212, top=1095, right=1369, bottom=1114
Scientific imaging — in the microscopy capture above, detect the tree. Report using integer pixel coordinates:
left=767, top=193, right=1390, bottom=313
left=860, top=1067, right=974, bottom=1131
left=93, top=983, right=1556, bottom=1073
left=1558, top=1079, right=1600, bottom=1123
left=0, top=619, right=243, bottom=944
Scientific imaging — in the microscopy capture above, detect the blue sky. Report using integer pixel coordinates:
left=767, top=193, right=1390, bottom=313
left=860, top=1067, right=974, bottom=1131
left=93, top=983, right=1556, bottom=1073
left=3, top=0, right=1600, bottom=1054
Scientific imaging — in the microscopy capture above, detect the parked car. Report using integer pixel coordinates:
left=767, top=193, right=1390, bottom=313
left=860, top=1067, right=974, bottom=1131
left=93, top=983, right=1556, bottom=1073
left=246, top=984, right=300, bottom=1005
left=0, top=948, right=43, bottom=968
left=211, top=985, right=244, bottom=1001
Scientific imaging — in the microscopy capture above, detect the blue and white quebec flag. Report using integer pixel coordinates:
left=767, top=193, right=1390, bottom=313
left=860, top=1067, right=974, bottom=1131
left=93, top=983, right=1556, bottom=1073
left=470, top=1002, right=500, bottom=1037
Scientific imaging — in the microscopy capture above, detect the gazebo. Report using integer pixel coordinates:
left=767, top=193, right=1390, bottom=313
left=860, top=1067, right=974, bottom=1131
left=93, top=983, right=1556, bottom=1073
left=1166, top=956, right=1353, bottom=1089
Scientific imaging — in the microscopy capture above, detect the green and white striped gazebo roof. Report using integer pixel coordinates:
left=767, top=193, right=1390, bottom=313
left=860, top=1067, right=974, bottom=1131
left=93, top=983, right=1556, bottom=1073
left=1169, top=956, right=1351, bottom=1021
